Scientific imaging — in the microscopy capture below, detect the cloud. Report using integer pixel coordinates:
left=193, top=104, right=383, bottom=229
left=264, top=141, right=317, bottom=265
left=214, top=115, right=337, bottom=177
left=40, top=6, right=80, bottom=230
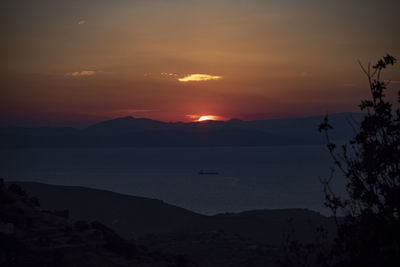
left=78, top=20, right=86, bottom=25
left=178, top=74, right=221, bottom=82
left=66, top=70, right=96, bottom=77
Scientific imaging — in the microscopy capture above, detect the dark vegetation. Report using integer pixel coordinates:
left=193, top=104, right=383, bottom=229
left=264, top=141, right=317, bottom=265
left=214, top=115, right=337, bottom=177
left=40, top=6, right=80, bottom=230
left=322, top=54, right=400, bottom=266
left=284, top=55, right=400, bottom=266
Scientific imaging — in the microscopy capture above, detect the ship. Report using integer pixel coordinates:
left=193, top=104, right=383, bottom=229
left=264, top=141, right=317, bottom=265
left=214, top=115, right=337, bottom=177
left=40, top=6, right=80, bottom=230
left=198, top=170, right=219, bottom=175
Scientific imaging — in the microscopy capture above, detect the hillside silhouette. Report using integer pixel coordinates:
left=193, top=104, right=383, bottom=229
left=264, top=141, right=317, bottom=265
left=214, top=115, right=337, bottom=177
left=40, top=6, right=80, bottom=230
left=2, top=180, right=337, bottom=266
left=10, top=181, right=335, bottom=244
left=0, top=113, right=364, bottom=148
left=0, top=179, right=194, bottom=267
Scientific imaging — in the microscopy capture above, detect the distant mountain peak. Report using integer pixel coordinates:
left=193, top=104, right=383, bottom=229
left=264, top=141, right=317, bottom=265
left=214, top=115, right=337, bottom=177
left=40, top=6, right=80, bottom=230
left=85, top=115, right=167, bottom=134
left=89, top=116, right=155, bottom=126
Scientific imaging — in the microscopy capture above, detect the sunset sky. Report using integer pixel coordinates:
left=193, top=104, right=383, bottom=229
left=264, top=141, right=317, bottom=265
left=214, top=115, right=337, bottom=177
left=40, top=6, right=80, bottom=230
left=1, top=0, right=400, bottom=126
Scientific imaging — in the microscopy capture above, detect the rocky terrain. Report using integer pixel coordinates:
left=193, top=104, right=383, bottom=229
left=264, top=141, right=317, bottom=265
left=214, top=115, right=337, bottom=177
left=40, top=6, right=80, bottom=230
left=0, top=179, right=193, bottom=267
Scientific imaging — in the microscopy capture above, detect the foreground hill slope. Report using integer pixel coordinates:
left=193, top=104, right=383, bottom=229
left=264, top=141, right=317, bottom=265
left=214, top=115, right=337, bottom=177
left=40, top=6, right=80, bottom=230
left=10, top=181, right=203, bottom=238
left=12, top=181, right=335, bottom=246
left=0, top=179, right=193, bottom=267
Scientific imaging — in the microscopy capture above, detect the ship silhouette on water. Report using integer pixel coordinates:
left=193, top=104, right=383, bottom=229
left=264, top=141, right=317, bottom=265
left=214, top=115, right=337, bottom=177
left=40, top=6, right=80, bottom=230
left=198, top=170, right=219, bottom=175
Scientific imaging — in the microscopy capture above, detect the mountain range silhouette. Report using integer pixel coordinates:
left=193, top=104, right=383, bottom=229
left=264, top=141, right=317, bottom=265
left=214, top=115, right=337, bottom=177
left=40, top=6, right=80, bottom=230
left=0, top=113, right=364, bottom=148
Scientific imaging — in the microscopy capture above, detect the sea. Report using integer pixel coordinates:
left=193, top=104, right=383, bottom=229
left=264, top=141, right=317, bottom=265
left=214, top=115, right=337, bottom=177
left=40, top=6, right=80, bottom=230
left=0, top=145, right=346, bottom=215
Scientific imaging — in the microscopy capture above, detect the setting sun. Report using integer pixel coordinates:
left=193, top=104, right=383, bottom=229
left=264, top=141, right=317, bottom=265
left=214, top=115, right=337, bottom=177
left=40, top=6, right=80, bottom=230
left=197, top=115, right=218, bottom=122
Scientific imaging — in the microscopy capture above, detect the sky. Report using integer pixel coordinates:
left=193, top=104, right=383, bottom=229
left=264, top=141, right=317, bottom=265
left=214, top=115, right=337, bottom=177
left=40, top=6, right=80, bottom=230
left=1, top=0, right=400, bottom=126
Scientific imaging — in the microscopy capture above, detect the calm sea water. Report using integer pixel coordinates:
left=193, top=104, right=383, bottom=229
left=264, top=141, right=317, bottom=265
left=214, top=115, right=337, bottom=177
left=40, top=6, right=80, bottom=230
left=0, top=146, right=346, bottom=215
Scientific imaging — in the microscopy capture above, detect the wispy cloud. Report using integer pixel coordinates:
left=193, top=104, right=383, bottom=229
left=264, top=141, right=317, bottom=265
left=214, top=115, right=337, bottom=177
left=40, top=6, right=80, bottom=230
left=161, top=73, right=178, bottom=76
left=178, top=74, right=221, bottom=82
left=66, top=70, right=96, bottom=77
left=78, top=20, right=86, bottom=25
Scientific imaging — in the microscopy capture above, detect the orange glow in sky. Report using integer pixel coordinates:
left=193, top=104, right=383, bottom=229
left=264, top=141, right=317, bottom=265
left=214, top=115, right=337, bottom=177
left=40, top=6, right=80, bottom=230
left=1, top=0, right=400, bottom=126
left=198, top=115, right=218, bottom=122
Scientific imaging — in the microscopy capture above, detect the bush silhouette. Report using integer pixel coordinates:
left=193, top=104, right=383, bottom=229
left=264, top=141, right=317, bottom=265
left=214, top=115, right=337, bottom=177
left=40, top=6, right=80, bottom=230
left=318, top=54, right=400, bottom=266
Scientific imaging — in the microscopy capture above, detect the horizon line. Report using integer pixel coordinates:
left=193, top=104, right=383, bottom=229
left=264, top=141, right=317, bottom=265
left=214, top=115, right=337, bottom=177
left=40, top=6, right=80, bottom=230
left=0, top=111, right=365, bottom=129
